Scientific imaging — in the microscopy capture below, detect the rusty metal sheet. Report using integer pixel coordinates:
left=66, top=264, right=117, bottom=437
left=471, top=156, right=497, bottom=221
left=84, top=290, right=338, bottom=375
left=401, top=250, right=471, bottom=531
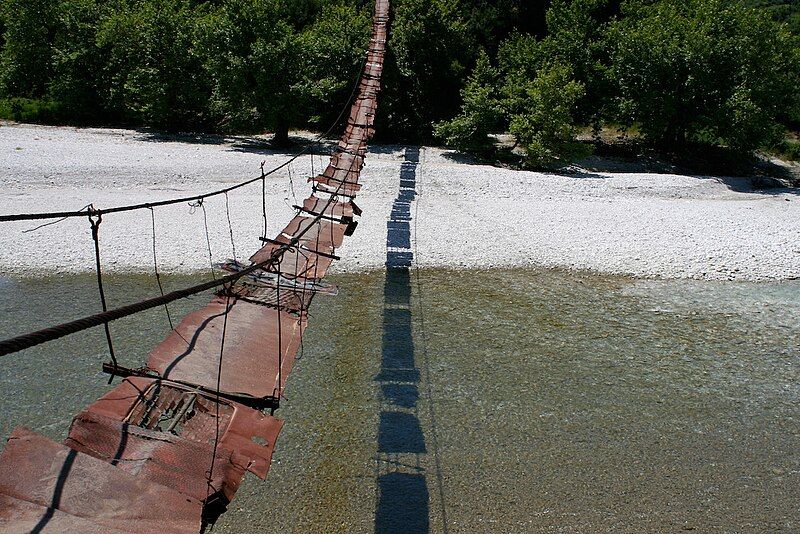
left=0, top=494, right=132, bottom=534
left=279, top=215, right=348, bottom=249
left=338, top=138, right=368, bottom=156
left=225, top=278, right=314, bottom=312
left=76, top=378, right=284, bottom=480
left=146, top=297, right=304, bottom=398
left=343, top=123, right=375, bottom=139
left=319, top=164, right=362, bottom=183
left=348, top=104, right=376, bottom=127
left=0, top=427, right=202, bottom=533
left=322, top=159, right=364, bottom=178
left=311, top=174, right=363, bottom=195
left=251, top=241, right=335, bottom=280
left=365, top=64, right=384, bottom=78
left=330, top=150, right=364, bottom=172
left=302, top=195, right=355, bottom=219
left=65, top=410, right=247, bottom=503
left=322, top=154, right=364, bottom=176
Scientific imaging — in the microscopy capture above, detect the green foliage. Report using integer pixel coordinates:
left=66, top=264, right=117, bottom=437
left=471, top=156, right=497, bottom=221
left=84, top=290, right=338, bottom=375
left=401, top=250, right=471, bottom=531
left=541, top=0, right=618, bottom=124
left=508, top=64, right=590, bottom=167
left=433, top=50, right=502, bottom=155
left=298, top=3, right=371, bottom=128
left=778, top=140, right=800, bottom=162
left=609, top=0, right=800, bottom=150
left=97, top=0, right=211, bottom=130
left=0, top=97, right=63, bottom=122
left=49, top=0, right=111, bottom=121
left=744, top=0, right=800, bottom=35
left=0, top=0, right=796, bottom=161
left=0, top=0, right=371, bottom=135
left=200, top=0, right=300, bottom=135
left=0, top=0, right=57, bottom=97
left=202, top=0, right=368, bottom=139
left=389, top=0, right=474, bottom=137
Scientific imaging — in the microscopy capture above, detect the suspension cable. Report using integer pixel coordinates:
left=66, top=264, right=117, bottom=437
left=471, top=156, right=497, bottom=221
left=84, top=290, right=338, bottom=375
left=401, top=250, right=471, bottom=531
left=206, top=291, right=232, bottom=504
left=149, top=207, right=174, bottom=330
left=88, top=211, right=119, bottom=383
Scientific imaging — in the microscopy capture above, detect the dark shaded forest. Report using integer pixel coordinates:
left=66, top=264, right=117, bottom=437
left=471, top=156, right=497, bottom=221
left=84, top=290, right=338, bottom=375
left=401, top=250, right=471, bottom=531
left=1, top=0, right=798, bottom=166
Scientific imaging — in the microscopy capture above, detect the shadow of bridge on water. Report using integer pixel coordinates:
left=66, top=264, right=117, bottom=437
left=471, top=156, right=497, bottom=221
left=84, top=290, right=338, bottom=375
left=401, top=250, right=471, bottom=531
left=374, top=147, right=431, bottom=533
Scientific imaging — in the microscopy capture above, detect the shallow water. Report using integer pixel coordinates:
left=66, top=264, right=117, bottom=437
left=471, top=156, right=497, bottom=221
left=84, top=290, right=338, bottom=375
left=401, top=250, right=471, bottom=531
left=0, top=268, right=797, bottom=532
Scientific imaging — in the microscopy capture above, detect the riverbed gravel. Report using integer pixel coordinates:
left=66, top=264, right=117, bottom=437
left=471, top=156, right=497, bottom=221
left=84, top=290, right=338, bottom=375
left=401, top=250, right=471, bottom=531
left=1, top=122, right=798, bottom=281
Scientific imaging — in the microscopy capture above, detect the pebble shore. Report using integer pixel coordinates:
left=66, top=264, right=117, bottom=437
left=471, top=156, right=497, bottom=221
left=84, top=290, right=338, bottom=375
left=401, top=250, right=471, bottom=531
left=1, top=122, right=798, bottom=281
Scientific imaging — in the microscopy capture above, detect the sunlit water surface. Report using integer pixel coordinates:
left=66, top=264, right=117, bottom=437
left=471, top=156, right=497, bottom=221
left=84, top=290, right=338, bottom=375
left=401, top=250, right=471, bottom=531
left=0, top=269, right=797, bottom=532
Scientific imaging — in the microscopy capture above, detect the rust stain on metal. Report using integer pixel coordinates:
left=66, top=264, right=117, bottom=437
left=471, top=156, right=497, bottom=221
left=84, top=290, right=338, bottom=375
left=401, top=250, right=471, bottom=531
left=146, top=298, right=304, bottom=398
left=0, top=427, right=203, bottom=533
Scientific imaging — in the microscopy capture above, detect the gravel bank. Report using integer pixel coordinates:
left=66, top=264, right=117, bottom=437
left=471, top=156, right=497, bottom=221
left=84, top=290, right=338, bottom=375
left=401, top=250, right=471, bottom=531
left=1, top=123, right=798, bottom=281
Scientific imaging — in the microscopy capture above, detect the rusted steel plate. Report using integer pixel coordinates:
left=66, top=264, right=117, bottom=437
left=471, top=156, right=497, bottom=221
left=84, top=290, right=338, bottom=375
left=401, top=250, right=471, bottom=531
left=279, top=215, right=348, bottom=249
left=348, top=104, right=376, bottom=127
left=65, top=410, right=247, bottom=503
left=225, top=279, right=314, bottom=313
left=313, top=179, right=360, bottom=197
left=0, top=427, right=202, bottom=533
left=302, top=195, right=356, bottom=219
left=146, top=298, right=304, bottom=398
left=338, top=138, right=369, bottom=156
left=0, top=494, right=132, bottom=534
left=330, top=149, right=365, bottom=173
left=311, top=174, right=363, bottom=194
left=252, top=242, right=335, bottom=280
left=365, top=64, right=384, bottom=78
left=319, top=166, right=362, bottom=184
left=254, top=231, right=337, bottom=259
left=75, top=378, right=284, bottom=480
left=322, top=158, right=364, bottom=177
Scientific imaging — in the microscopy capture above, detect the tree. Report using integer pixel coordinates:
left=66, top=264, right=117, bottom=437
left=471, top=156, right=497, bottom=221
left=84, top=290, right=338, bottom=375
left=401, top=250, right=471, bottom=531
left=297, top=2, right=370, bottom=130
left=97, top=0, right=211, bottom=129
left=0, top=0, right=57, bottom=98
left=48, top=0, right=112, bottom=121
left=389, top=0, right=475, bottom=139
left=609, top=0, right=800, bottom=149
left=540, top=0, right=619, bottom=125
left=433, top=50, right=502, bottom=156
left=202, top=0, right=368, bottom=143
left=509, top=63, right=589, bottom=167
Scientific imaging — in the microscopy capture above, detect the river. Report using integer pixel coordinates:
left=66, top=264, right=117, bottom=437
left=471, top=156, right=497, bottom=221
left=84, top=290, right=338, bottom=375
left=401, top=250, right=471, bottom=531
left=0, top=268, right=797, bottom=531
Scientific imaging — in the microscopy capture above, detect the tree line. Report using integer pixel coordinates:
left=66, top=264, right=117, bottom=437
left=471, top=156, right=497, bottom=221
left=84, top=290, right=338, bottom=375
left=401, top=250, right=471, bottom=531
left=435, top=0, right=800, bottom=166
left=1, top=0, right=798, bottom=165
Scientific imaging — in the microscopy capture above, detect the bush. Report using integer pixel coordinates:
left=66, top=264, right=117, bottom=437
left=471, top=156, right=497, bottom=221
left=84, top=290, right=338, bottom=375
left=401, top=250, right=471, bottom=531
left=0, top=97, right=63, bottom=123
left=298, top=2, right=371, bottom=129
left=200, top=0, right=368, bottom=141
left=389, top=0, right=475, bottom=138
left=433, top=50, right=502, bottom=156
left=509, top=64, right=590, bottom=168
left=775, top=138, right=800, bottom=162
left=609, top=0, right=800, bottom=150
left=48, top=0, right=110, bottom=122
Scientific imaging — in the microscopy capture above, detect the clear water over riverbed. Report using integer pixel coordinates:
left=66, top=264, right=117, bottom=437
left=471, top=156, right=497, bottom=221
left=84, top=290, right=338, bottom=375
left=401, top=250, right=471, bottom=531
left=0, top=269, right=797, bottom=531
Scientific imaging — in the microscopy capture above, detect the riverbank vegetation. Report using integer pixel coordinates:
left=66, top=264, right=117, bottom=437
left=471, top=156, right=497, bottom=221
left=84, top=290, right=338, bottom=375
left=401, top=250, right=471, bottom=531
left=1, top=0, right=798, bottom=168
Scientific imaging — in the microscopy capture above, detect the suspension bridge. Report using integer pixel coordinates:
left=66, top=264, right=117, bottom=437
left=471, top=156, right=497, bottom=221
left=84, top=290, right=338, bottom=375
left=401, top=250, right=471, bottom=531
left=0, top=0, right=389, bottom=531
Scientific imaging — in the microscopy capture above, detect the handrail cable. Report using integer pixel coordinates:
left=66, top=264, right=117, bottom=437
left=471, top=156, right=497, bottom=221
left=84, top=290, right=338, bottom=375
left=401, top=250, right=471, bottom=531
left=0, top=124, right=365, bottom=358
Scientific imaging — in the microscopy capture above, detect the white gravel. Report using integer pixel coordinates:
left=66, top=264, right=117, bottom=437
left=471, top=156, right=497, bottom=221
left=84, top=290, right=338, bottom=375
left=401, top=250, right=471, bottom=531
left=1, top=122, right=798, bottom=281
